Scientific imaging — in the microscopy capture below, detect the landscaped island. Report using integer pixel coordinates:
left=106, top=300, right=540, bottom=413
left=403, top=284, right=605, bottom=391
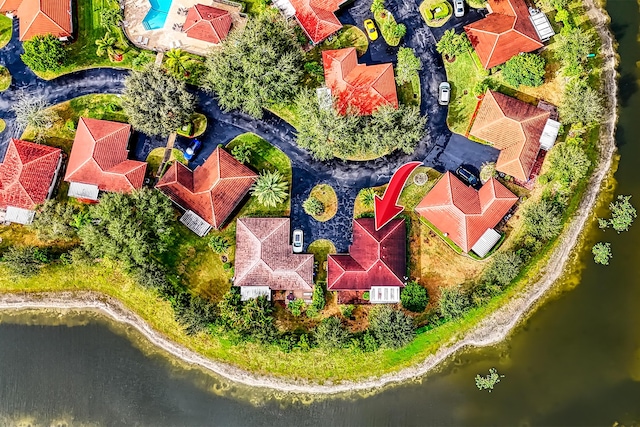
left=0, top=0, right=618, bottom=391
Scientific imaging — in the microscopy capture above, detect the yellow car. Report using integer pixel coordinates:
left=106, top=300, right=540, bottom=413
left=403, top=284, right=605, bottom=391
left=364, top=19, right=378, bottom=41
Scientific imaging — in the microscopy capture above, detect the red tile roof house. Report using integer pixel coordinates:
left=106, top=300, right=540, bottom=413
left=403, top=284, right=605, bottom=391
left=183, top=4, right=233, bottom=44
left=470, top=90, right=551, bottom=182
left=415, top=171, right=518, bottom=257
left=463, top=0, right=543, bottom=69
left=234, top=217, right=315, bottom=302
left=289, top=0, right=348, bottom=44
left=327, top=218, right=406, bottom=304
left=322, top=47, right=399, bottom=115
left=64, top=117, right=146, bottom=203
left=0, top=138, right=62, bottom=225
left=0, top=0, right=73, bottom=41
left=155, top=146, right=258, bottom=237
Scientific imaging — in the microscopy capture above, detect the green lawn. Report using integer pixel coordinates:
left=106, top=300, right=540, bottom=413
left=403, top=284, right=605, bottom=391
left=320, top=25, right=369, bottom=56
left=0, top=66, right=10, bottom=92
left=419, top=0, right=453, bottom=27
left=267, top=103, right=301, bottom=130
left=0, top=119, right=5, bottom=133
left=21, top=94, right=128, bottom=153
left=398, top=72, right=421, bottom=107
left=35, top=0, right=143, bottom=79
left=443, top=50, right=485, bottom=135
left=307, top=184, right=338, bottom=222
left=0, top=15, right=11, bottom=49
left=374, top=10, right=403, bottom=46
left=307, top=239, right=336, bottom=282
left=146, top=147, right=187, bottom=179
left=176, top=113, right=208, bottom=137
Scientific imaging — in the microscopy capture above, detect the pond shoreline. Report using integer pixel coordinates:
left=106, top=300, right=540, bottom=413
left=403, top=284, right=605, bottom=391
left=0, top=0, right=618, bottom=395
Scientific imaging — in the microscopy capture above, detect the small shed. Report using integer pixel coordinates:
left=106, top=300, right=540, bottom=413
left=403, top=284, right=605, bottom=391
left=529, top=8, right=555, bottom=42
left=180, top=210, right=212, bottom=237
left=369, top=286, right=401, bottom=303
left=240, top=286, right=272, bottom=301
left=68, top=182, right=100, bottom=201
left=471, top=228, right=502, bottom=258
left=4, top=206, right=35, bottom=225
left=539, top=119, right=561, bottom=150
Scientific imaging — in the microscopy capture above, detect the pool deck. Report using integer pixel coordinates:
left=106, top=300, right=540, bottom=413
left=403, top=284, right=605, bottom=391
left=123, top=0, right=247, bottom=56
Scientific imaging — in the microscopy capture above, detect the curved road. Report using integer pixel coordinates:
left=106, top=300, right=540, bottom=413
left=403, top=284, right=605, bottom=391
left=0, top=10, right=497, bottom=251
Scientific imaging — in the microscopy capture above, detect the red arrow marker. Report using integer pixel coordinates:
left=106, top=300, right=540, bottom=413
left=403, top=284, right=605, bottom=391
left=374, top=161, right=422, bottom=231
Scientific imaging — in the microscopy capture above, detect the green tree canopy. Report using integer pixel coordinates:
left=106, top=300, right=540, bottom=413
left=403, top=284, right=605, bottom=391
left=544, top=138, right=591, bottom=192
left=439, top=285, right=469, bottom=321
left=502, top=53, right=546, bottom=87
left=1, top=246, right=48, bottom=278
left=400, top=281, right=429, bottom=312
left=560, top=81, right=603, bottom=124
left=368, top=305, right=415, bottom=349
left=483, top=251, right=523, bottom=288
left=592, top=242, right=612, bottom=265
left=21, top=34, right=67, bottom=72
left=202, top=10, right=303, bottom=118
left=251, top=170, right=289, bottom=208
left=314, top=316, right=350, bottom=349
left=600, top=195, right=636, bottom=233
left=122, top=64, right=195, bottom=136
left=164, top=48, right=192, bottom=77
left=555, top=28, right=594, bottom=76
left=395, top=47, right=422, bottom=85
left=436, top=29, right=471, bottom=58
left=95, top=32, right=123, bottom=61
left=522, top=198, right=563, bottom=241
left=78, top=189, right=175, bottom=269
left=30, top=200, right=80, bottom=242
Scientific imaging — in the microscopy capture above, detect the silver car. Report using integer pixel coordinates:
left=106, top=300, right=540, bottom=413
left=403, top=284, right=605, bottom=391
left=438, top=82, right=451, bottom=105
left=292, top=229, right=304, bottom=253
left=454, top=0, right=465, bottom=17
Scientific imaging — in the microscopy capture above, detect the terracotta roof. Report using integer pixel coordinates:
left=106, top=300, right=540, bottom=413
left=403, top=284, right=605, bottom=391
left=290, top=0, right=345, bottom=44
left=17, top=0, right=72, bottom=41
left=183, top=4, right=232, bottom=44
left=155, top=146, right=257, bottom=229
left=415, top=172, right=518, bottom=252
left=234, top=217, right=314, bottom=291
left=327, top=218, right=406, bottom=291
left=0, top=0, right=22, bottom=13
left=470, top=90, right=550, bottom=181
left=64, top=117, right=146, bottom=194
left=322, top=48, right=399, bottom=115
left=464, top=0, right=542, bottom=69
left=0, top=139, right=61, bottom=211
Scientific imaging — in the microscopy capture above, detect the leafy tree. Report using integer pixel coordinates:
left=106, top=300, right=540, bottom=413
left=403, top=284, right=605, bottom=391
left=475, top=368, right=504, bottom=392
left=360, top=188, right=378, bottom=208
left=131, top=262, right=171, bottom=290
left=439, top=285, right=469, bottom=321
left=202, top=10, right=303, bottom=118
left=314, top=316, right=350, bottom=349
left=473, top=79, right=494, bottom=98
left=251, top=170, right=289, bottom=207
left=436, top=29, right=471, bottom=58
left=395, top=47, right=422, bottom=85
left=340, top=304, right=355, bottom=318
left=78, top=189, right=175, bottom=269
left=393, top=23, right=407, bottom=39
left=12, top=93, right=58, bottom=141
left=122, top=64, right=195, bottom=136
left=401, top=281, right=428, bottom=312
left=30, top=200, right=80, bottom=242
left=600, top=195, right=636, bottom=233
left=560, top=81, right=603, bottom=124
left=371, top=0, right=385, bottom=14
left=479, top=162, right=496, bottom=184
left=502, top=53, right=546, bottom=87
left=21, top=34, right=67, bottom=72
left=544, top=138, right=591, bottom=191
left=132, top=51, right=155, bottom=70
left=100, top=5, right=122, bottom=28
left=231, top=143, right=252, bottom=164
left=592, top=242, right=612, bottom=265
left=555, top=28, right=594, bottom=76
left=164, top=49, right=192, bottom=77
left=208, top=235, right=230, bottom=253
left=522, top=199, right=563, bottom=241
left=303, top=196, right=325, bottom=216
left=368, top=305, right=415, bottom=348
left=175, top=294, right=219, bottom=335
left=311, top=282, right=326, bottom=311
left=287, top=299, right=306, bottom=317
left=1, top=246, right=48, bottom=278
left=219, top=290, right=277, bottom=343
left=95, top=32, right=123, bottom=61
left=483, top=251, right=523, bottom=287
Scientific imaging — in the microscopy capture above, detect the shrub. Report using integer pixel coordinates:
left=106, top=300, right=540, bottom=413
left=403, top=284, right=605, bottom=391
left=502, top=53, right=546, bottom=87
left=522, top=199, right=563, bottom=241
left=1, top=246, right=49, bottom=277
left=287, top=299, right=306, bottom=317
left=303, top=196, right=325, bottom=216
left=479, top=162, right=496, bottom=183
left=251, top=170, right=289, bottom=208
left=368, top=305, right=415, bottom=348
left=21, top=34, right=67, bottom=72
left=231, top=143, right=252, bottom=164
left=436, top=29, right=471, bottom=58
left=175, top=295, right=219, bottom=335
left=363, top=291, right=370, bottom=300
left=439, top=285, right=469, bottom=321
left=311, top=282, right=326, bottom=311
left=401, top=281, right=428, bottom=312
left=395, top=47, right=422, bottom=85
left=475, top=368, right=503, bottom=392
left=600, top=195, right=636, bottom=233
left=340, top=304, right=355, bottom=318
left=560, top=81, right=603, bottom=124
left=30, top=200, right=80, bottom=242
left=208, top=235, right=230, bottom=253
left=544, top=139, right=591, bottom=192
left=483, top=251, right=523, bottom=287
left=592, top=242, right=612, bottom=265
left=315, top=316, right=350, bottom=349
left=360, top=188, right=378, bottom=208
left=473, top=79, right=494, bottom=98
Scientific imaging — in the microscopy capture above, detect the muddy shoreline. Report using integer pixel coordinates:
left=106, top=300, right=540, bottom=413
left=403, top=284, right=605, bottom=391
left=0, top=0, right=618, bottom=395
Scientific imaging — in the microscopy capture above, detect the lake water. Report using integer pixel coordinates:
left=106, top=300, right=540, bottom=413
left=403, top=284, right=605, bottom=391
left=2, top=0, right=640, bottom=425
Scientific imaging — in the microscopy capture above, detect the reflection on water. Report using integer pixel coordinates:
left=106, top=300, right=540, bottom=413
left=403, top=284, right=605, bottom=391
left=2, top=0, right=640, bottom=425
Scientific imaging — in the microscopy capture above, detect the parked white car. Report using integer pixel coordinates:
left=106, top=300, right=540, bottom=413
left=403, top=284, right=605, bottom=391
left=454, top=0, right=465, bottom=17
left=292, top=229, right=304, bottom=253
left=438, top=82, right=451, bottom=105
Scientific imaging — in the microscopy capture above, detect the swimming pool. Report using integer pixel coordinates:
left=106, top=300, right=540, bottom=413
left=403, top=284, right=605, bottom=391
left=142, top=0, right=173, bottom=30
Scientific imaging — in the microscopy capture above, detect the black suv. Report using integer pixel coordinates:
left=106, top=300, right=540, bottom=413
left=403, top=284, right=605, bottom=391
left=456, top=166, right=478, bottom=186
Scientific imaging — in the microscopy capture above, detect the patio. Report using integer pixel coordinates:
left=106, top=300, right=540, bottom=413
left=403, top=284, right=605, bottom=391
left=122, top=0, right=247, bottom=56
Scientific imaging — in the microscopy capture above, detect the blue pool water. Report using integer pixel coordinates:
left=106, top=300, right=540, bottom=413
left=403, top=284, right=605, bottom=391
left=142, top=0, right=173, bottom=30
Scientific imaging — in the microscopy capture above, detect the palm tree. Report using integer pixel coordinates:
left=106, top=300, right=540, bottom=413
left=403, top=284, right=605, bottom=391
left=251, top=170, right=289, bottom=208
left=360, top=188, right=377, bottom=208
left=371, top=0, right=385, bottom=15
left=164, top=49, right=192, bottom=77
left=96, top=32, right=123, bottom=61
